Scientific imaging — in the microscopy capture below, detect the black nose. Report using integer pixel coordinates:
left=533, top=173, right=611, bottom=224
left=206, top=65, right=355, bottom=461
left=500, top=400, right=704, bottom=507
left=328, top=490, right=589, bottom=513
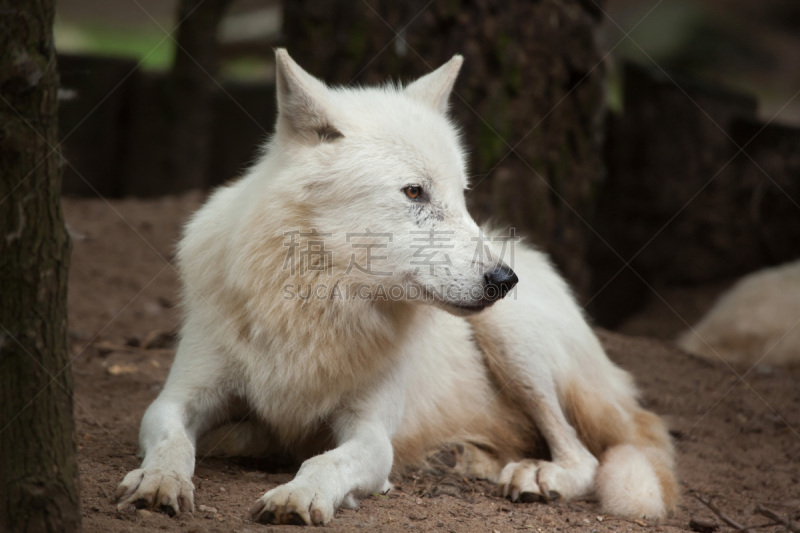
left=483, top=264, right=518, bottom=301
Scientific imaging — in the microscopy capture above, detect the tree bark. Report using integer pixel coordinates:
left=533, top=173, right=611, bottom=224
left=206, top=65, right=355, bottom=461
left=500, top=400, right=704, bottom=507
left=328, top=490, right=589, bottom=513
left=0, top=1, right=81, bottom=532
left=282, top=0, right=606, bottom=296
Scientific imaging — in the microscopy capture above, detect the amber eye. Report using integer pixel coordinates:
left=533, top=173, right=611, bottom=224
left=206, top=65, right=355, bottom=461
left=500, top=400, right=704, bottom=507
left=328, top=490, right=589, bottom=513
left=404, top=185, right=422, bottom=200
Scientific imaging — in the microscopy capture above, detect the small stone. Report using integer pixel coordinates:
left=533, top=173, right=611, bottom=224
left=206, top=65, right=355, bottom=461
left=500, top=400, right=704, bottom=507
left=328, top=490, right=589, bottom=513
left=198, top=504, right=218, bottom=513
left=136, top=509, right=152, bottom=518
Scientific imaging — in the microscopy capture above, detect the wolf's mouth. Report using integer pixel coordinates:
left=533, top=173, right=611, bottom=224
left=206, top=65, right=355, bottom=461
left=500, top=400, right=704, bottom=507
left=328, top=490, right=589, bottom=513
left=417, top=284, right=494, bottom=315
left=447, top=301, right=491, bottom=312
left=438, top=298, right=498, bottom=316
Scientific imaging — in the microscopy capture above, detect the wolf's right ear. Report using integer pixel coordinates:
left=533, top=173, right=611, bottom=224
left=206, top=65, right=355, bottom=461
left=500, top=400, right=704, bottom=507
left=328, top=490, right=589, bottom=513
left=274, top=49, right=342, bottom=142
left=405, top=55, right=463, bottom=115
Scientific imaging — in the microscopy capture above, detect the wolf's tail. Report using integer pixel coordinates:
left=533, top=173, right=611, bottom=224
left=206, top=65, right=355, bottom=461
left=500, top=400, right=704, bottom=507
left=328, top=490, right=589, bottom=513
left=594, top=409, right=678, bottom=518
left=563, top=381, right=678, bottom=519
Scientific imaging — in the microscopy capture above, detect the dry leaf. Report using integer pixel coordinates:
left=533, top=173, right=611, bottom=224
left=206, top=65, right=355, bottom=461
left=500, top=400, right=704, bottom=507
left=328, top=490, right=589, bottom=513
left=107, top=364, right=138, bottom=375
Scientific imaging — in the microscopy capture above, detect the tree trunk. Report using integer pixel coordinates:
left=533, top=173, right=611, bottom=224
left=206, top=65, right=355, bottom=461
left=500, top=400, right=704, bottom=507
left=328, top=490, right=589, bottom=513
left=0, top=1, right=81, bottom=532
left=282, top=0, right=606, bottom=296
left=162, top=0, right=233, bottom=194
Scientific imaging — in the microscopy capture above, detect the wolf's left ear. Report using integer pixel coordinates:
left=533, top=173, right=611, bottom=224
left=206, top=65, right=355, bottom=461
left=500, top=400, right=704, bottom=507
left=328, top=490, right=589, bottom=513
left=274, top=48, right=342, bottom=141
left=404, top=55, right=463, bottom=114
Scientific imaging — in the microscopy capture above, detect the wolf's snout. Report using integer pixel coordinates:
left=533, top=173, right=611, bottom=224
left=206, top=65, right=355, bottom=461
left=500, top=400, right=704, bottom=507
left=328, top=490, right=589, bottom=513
left=484, top=265, right=518, bottom=301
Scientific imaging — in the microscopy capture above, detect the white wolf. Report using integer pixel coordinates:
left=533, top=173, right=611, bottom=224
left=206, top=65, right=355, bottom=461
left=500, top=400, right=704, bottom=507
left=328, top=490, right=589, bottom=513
left=115, top=49, right=677, bottom=525
left=678, top=260, right=800, bottom=367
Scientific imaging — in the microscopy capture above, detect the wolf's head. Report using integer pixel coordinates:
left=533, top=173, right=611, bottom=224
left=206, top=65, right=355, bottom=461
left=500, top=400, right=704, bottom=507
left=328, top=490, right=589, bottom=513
left=264, top=49, right=517, bottom=316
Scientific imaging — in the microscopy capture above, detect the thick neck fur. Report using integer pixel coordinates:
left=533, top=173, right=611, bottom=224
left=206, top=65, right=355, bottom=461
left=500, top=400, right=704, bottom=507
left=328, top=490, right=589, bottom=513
left=180, top=176, right=420, bottom=428
left=238, top=198, right=416, bottom=368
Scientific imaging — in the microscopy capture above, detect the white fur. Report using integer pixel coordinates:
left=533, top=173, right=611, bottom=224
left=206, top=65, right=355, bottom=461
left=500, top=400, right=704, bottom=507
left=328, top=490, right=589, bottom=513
left=678, top=260, right=800, bottom=366
left=596, top=445, right=665, bottom=519
left=115, top=49, right=676, bottom=525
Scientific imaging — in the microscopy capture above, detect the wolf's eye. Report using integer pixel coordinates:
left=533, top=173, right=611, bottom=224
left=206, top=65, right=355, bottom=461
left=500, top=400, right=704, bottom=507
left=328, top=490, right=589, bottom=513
left=404, top=186, right=422, bottom=200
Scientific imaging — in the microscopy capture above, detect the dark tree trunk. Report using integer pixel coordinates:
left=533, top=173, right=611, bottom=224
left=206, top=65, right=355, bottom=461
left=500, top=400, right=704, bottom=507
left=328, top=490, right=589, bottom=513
left=282, top=0, right=606, bottom=296
left=132, top=0, right=232, bottom=196
left=0, top=1, right=81, bottom=532
left=588, top=64, right=800, bottom=326
left=167, top=0, right=233, bottom=192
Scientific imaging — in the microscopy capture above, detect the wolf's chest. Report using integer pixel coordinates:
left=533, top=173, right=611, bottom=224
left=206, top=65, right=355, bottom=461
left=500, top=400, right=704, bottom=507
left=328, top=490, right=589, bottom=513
left=232, top=340, right=397, bottom=437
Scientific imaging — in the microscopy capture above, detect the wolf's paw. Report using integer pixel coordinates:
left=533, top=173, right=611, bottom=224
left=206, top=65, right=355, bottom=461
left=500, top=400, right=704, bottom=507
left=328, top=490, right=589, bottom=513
left=250, top=482, right=335, bottom=526
left=499, top=457, right=597, bottom=504
left=114, top=468, right=195, bottom=516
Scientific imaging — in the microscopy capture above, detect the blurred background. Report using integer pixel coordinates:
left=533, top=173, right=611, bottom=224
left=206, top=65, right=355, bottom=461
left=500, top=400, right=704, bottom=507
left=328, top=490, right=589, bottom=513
left=54, top=0, right=800, bottom=335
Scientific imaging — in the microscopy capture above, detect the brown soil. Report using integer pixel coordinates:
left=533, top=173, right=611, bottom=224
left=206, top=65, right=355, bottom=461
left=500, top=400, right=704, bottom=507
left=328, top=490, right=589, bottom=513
left=63, top=194, right=800, bottom=533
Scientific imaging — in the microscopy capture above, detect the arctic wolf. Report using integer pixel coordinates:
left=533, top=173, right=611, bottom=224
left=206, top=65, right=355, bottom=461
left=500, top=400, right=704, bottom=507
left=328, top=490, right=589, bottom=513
left=678, top=260, right=800, bottom=367
left=115, top=49, right=677, bottom=525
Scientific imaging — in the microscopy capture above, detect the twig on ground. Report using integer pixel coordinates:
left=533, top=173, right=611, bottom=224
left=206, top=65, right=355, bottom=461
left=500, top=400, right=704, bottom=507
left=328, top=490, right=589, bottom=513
left=688, top=517, right=719, bottom=533
left=692, top=493, right=752, bottom=532
left=754, top=505, right=800, bottom=533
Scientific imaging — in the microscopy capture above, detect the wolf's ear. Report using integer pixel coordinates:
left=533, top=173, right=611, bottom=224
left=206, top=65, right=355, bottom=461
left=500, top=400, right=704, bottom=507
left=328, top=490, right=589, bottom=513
left=274, top=49, right=343, bottom=142
left=404, top=55, right=463, bottom=114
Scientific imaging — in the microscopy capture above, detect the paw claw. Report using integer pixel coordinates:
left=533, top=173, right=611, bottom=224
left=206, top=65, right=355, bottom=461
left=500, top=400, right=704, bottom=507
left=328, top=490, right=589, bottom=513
left=115, top=469, right=194, bottom=517
left=520, top=491, right=545, bottom=504
left=311, top=508, right=324, bottom=526
left=178, top=494, right=194, bottom=513
left=256, top=510, right=277, bottom=525
left=498, top=457, right=596, bottom=506
left=249, top=500, right=265, bottom=519
left=286, top=512, right=306, bottom=526
left=253, top=482, right=335, bottom=526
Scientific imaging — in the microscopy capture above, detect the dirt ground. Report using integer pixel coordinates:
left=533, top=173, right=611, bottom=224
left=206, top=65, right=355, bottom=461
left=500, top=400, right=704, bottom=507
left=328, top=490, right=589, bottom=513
left=63, top=194, right=800, bottom=533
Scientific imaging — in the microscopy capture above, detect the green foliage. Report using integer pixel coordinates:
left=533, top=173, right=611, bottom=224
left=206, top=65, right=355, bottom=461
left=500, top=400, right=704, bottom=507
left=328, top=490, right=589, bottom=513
left=54, top=21, right=175, bottom=70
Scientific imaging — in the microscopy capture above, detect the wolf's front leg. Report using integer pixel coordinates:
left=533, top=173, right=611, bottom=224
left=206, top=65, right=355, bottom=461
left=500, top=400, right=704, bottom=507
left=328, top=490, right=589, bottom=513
left=115, top=399, right=198, bottom=515
left=251, top=381, right=401, bottom=526
left=498, top=382, right=598, bottom=502
left=115, top=336, right=229, bottom=516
